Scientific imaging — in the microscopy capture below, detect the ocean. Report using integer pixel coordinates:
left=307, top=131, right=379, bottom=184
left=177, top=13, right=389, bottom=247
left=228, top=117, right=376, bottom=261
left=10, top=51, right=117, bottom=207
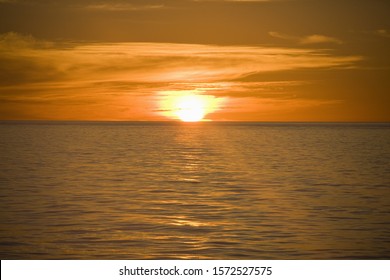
left=0, top=121, right=389, bottom=259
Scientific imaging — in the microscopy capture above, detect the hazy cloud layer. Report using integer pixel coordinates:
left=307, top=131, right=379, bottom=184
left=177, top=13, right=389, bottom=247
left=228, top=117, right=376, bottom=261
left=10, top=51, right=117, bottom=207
left=0, top=32, right=364, bottom=120
left=0, top=32, right=360, bottom=83
left=0, top=32, right=361, bottom=90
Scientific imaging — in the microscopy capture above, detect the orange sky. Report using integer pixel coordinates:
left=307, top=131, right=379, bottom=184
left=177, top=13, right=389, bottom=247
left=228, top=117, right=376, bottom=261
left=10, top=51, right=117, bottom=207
left=0, top=0, right=389, bottom=121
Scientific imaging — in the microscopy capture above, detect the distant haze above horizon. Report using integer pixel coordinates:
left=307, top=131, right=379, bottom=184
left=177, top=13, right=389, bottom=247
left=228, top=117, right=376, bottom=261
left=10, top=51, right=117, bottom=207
left=1, top=0, right=389, bottom=121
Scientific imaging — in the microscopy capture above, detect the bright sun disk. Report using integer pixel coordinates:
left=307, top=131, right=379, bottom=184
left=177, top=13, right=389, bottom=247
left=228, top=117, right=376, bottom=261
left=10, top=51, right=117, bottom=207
left=174, top=95, right=206, bottom=122
left=159, top=90, right=224, bottom=122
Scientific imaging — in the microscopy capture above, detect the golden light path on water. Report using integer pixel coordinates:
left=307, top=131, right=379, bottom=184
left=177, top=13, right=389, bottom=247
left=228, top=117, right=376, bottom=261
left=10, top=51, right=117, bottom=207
left=159, top=90, right=225, bottom=122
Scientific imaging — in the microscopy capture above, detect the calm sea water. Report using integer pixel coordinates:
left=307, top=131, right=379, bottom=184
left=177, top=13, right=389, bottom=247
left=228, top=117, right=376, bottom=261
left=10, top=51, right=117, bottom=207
left=0, top=121, right=389, bottom=259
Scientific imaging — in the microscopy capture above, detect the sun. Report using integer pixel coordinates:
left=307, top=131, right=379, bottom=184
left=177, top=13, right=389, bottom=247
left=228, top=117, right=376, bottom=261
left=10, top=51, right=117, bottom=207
left=158, top=90, right=225, bottom=122
left=174, top=95, right=206, bottom=122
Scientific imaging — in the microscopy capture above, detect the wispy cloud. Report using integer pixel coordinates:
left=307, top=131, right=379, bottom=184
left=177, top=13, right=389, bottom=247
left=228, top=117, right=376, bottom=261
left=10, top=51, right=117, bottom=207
left=85, top=3, right=164, bottom=11
left=299, top=34, right=343, bottom=45
left=269, top=31, right=343, bottom=45
left=0, top=0, right=166, bottom=10
left=374, top=29, right=390, bottom=38
left=0, top=32, right=362, bottom=120
left=0, top=33, right=359, bottom=85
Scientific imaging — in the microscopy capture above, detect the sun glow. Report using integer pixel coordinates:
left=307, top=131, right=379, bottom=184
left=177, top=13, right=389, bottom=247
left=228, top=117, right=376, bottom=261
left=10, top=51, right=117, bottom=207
left=174, top=95, right=206, bottom=122
left=159, top=90, right=224, bottom=122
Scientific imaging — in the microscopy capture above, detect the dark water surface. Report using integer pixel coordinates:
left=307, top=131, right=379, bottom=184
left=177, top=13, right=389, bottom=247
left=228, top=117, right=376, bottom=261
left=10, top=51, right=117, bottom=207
left=1, top=122, right=389, bottom=259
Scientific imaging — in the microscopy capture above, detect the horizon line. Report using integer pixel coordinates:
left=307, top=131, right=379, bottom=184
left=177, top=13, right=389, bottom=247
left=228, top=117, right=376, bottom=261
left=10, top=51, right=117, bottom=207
left=1, top=120, right=389, bottom=124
